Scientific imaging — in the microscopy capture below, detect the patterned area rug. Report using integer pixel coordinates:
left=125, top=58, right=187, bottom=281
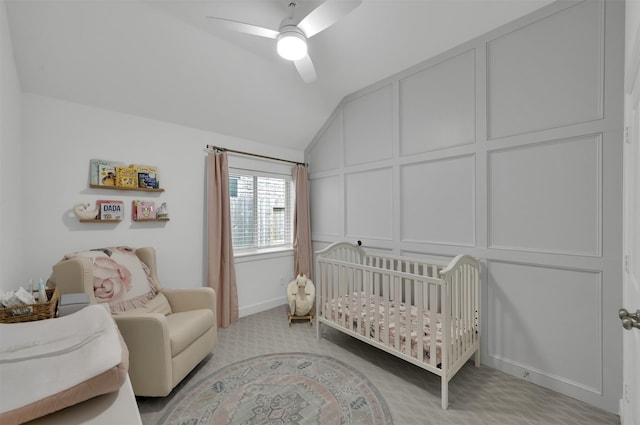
left=158, top=352, right=393, bottom=425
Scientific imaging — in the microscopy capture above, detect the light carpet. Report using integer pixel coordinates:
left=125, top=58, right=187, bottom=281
left=138, top=305, right=619, bottom=425
left=157, top=352, right=392, bottom=425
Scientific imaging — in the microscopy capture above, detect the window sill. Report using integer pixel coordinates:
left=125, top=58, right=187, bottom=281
left=234, top=247, right=294, bottom=263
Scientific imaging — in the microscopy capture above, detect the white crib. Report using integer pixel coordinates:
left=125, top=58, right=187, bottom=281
left=315, top=241, right=480, bottom=409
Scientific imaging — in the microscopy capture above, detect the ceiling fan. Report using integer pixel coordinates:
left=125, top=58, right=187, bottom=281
left=207, top=0, right=362, bottom=83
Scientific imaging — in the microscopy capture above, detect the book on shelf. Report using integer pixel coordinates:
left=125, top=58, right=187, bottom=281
left=130, top=164, right=159, bottom=189
left=97, top=200, right=124, bottom=220
left=132, top=200, right=155, bottom=220
left=98, top=164, right=117, bottom=186
left=90, top=159, right=124, bottom=186
left=115, top=167, right=138, bottom=188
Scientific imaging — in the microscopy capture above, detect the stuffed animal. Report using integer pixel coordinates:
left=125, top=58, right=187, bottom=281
left=73, top=202, right=100, bottom=220
left=287, top=273, right=315, bottom=317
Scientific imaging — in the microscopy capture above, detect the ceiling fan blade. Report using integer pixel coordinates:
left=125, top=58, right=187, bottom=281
left=297, top=0, right=362, bottom=38
left=294, top=55, right=317, bottom=83
left=206, top=17, right=279, bottom=39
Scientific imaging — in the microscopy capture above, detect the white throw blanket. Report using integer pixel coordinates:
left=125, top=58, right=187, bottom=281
left=0, top=305, right=123, bottom=413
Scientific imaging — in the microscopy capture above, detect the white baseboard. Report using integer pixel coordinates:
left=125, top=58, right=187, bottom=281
left=239, top=296, right=287, bottom=318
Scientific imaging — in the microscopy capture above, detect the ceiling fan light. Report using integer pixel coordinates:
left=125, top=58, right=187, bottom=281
left=277, top=31, right=307, bottom=61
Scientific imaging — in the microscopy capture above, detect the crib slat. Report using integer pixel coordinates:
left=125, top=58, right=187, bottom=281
left=404, top=276, right=411, bottom=357
left=416, top=280, right=424, bottom=362
left=394, top=276, right=401, bottom=353
left=364, top=270, right=370, bottom=340
left=374, top=260, right=380, bottom=342
left=356, top=268, right=362, bottom=336
left=349, top=266, right=354, bottom=332
left=465, top=265, right=471, bottom=352
left=452, top=269, right=458, bottom=365
left=341, top=265, right=347, bottom=329
left=429, top=283, right=438, bottom=367
left=454, top=268, right=460, bottom=366
left=383, top=273, right=390, bottom=346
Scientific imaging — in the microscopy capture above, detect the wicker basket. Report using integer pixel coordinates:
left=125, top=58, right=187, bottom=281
left=0, top=288, right=59, bottom=323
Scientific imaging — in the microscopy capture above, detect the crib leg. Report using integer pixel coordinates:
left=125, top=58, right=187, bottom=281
left=441, top=378, right=448, bottom=410
left=315, top=320, right=321, bottom=340
left=475, top=349, right=480, bottom=368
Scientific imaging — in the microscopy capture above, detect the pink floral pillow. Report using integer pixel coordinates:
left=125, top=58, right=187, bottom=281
left=64, top=247, right=158, bottom=313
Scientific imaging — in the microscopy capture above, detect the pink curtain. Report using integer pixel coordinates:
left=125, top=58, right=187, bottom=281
left=292, top=165, right=313, bottom=279
left=207, top=152, right=238, bottom=328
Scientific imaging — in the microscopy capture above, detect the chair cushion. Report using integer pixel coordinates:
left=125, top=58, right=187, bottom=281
left=112, top=293, right=172, bottom=316
left=61, top=247, right=158, bottom=313
left=166, top=310, right=215, bottom=356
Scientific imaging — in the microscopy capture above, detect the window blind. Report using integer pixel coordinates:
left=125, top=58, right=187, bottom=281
left=229, top=171, right=292, bottom=251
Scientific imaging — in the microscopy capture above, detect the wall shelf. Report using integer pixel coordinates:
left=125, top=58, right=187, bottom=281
left=89, top=184, right=164, bottom=192
left=132, top=218, right=170, bottom=222
left=79, top=219, right=122, bottom=223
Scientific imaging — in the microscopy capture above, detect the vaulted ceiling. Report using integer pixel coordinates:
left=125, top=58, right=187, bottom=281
left=5, top=0, right=554, bottom=151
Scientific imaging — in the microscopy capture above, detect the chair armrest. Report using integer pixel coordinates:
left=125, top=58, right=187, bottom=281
left=51, top=257, right=97, bottom=303
left=114, top=314, right=171, bottom=358
left=113, top=314, right=172, bottom=396
left=161, top=287, right=216, bottom=315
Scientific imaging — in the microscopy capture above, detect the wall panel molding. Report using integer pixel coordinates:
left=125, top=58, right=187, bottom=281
left=345, top=167, right=393, bottom=240
left=400, top=154, right=475, bottom=246
left=310, top=174, right=342, bottom=237
left=487, top=260, right=603, bottom=395
left=307, top=109, right=343, bottom=174
left=486, top=0, right=604, bottom=140
left=344, top=84, right=393, bottom=166
left=487, top=134, right=602, bottom=256
left=399, top=49, right=476, bottom=156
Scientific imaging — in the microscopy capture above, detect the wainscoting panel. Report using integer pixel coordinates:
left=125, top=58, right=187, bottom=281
left=310, top=175, right=342, bottom=237
left=399, top=49, right=476, bottom=156
left=400, top=155, right=475, bottom=246
left=487, top=134, right=601, bottom=256
left=487, top=260, right=602, bottom=394
left=486, top=0, right=603, bottom=140
left=307, top=110, right=343, bottom=174
left=306, top=0, right=623, bottom=413
left=345, top=167, right=393, bottom=240
left=344, top=85, right=393, bottom=166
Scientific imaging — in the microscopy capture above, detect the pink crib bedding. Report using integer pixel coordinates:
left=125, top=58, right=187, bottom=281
left=323, top=293, right=443, bottom=366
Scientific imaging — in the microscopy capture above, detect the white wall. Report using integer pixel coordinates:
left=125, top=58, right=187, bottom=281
left=20, top=94, right=300, bottom=315
left=306, top=0, right=623, bottom=413
left=0, top=0, right=24, bottom=292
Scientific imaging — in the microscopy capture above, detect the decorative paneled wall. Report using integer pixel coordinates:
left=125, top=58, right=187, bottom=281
left=400, top=155, right=475, bottom=246
left=399, top=49, right=476, bottom=155
left=344, top=85, right=393, bottom=165
left=487, top=135, right=602, bottom=256
left=306, top=0, right=623, bottom=413
left=486, top=1, right=603, bottom=140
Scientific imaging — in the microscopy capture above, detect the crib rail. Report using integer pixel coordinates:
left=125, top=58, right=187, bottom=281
left=316, top=256, right=445, bottom=365
left=439, top=254, right=480, bottom=375
left=315, top=242, right=480, bottom=399
left=316, top=241, right=366, bottom=264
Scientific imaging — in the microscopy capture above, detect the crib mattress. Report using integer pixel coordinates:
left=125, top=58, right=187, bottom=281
left=323, top=293, right=443, bottom=366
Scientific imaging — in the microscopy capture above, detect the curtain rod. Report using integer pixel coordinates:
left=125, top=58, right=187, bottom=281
left=206, top=145, right=306, bottom=167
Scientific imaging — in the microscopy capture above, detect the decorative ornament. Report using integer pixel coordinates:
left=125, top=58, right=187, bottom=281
left=156, top=202, right=169, bottom=219
left=73, top=202, right=100, bottom=220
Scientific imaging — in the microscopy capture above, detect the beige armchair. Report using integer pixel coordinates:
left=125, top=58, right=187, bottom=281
left=51, top=247, right=217, bottom=397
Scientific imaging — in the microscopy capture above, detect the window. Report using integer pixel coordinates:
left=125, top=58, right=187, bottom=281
left=229, top=170, right=292, bottom=252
